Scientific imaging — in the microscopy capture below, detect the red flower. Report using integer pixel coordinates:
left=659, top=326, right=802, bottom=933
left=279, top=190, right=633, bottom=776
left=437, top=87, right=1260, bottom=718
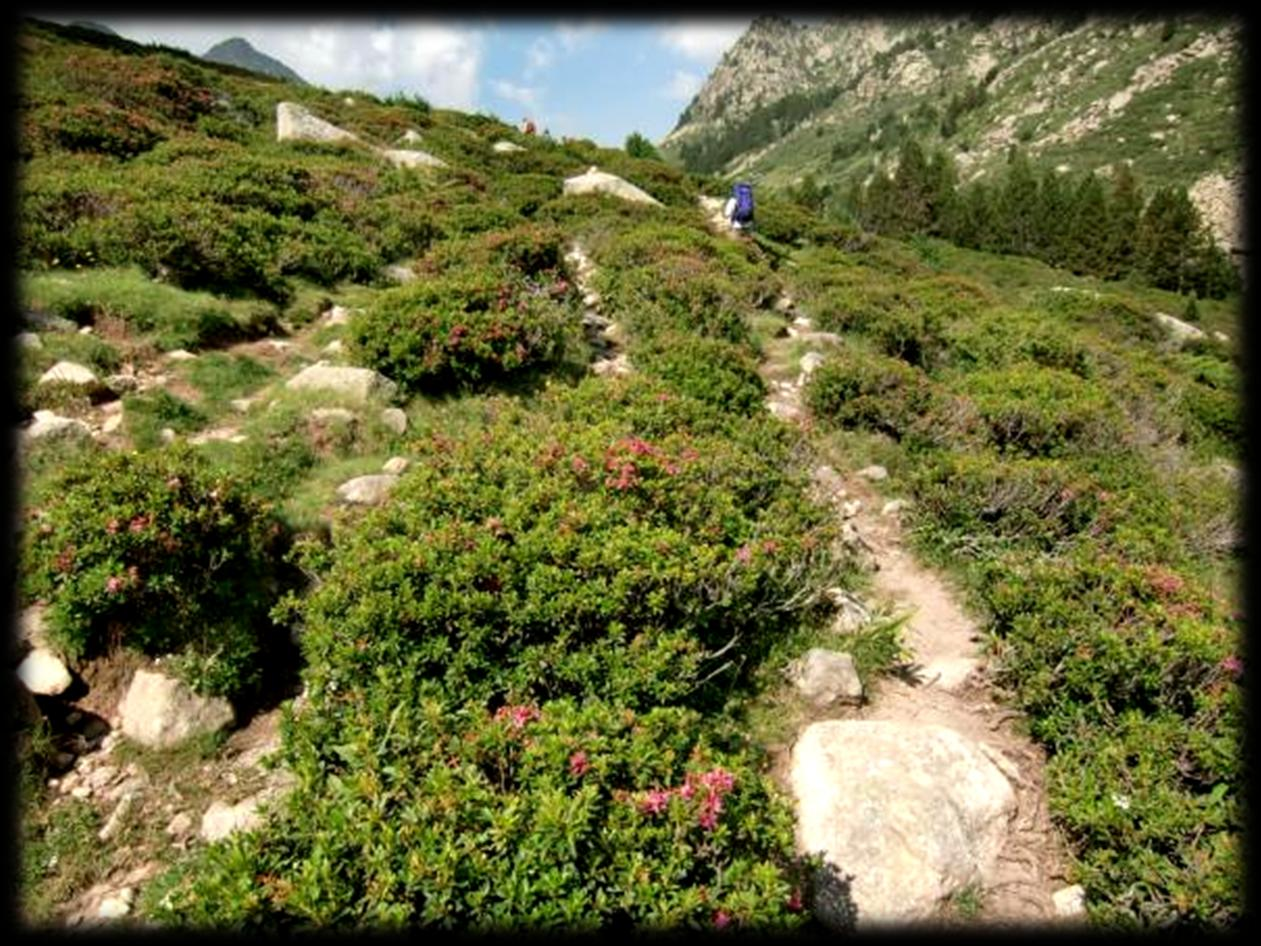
left=129, top=515, right=149, bottom=534
left=106, top=518, right=121, bottom=535
left=735, top=544, right=753, bottom=564
left=1221, top=655, right=1243, bottom=676
left=569, top=751, right=590, bottom=777
left=713, top=910, right=731, bottom=929
left=105, top=575, right=125, bottom=594
left=787, top=889, right=803, bottom=912
left=639, top=788, right=671, bottom=815
left=571, top=455, right=589, bottom=474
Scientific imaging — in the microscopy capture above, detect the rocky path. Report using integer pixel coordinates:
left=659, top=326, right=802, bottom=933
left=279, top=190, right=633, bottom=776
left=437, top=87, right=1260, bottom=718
left=757, top=302, right=1078, bottom=927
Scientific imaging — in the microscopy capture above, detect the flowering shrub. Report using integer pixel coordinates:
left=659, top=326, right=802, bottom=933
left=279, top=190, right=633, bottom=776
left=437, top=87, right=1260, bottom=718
left=144, top=697, right=815, bottom=930
left=349, top=263, right=576, bottom=394
left=278, top=383, right=845, bottom=713
left=804, top=347, right=938, bottom=439
left=21, top=446, right=286, bottom=697
left=631, top=332, right=766, bottom=416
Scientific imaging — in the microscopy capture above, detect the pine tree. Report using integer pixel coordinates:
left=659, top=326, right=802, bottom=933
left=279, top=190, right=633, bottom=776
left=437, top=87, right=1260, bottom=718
left=1104, top=163, right=1143, bottom=280
left=892, top=138, right=932, bottom=235
left=624, top=132, right=661, bottom=161
left=1065, top=172, right=1110, bottom=277
left=997, top=147, right=1039, bottom=256
left=1135, top=186, right=1201, bottom=293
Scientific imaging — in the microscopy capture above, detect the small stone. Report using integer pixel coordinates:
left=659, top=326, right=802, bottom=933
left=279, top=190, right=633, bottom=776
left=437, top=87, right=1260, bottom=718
left=788, top=649, right=863, bottom=707
left=322, top=339, right=345, bottom=355
left=72, top=785, right=92, bottom=800
left=380, top=407, right=408, bottom=434
left=165, top=349, right=197, bottom=361
left=881, top=499, right=908, bottom=516
left=336, top=473, right=399, bottom=506
left=798, top=351, right=826, bottom=379
left=229, top=398, right=254, bottom=413
left=383, top=264, right=417, bottom=285
left=79, top=325, right=94, bottom=335
left=98, top=791, right=135, bottom=842
left=322, top=305, right=351, bottom=326
left=17, top=331, right=43, bottom=350
left=310, top=407, right=356, bottom=425
left=1052, top=884, right=1087, bottom=918
left=857, top=465, right=888, bottom=481
left=200, top=797, right=264, bottom=842
left=96, top=894, right=131, bottom=919
left=39, top=360, right=98, bottom=386
left=382, top=456, right=410, bottom=475
left=166, top=812, right=193, bottom=837
left=583, top=291, right=601, bottom=307
left=18, top=648, right=73, bottom=696
left=159, top=427, right=177, bottom=444
left=841, top=499, right=862, bottom=518
left=102, top=414, right=123, bottom=434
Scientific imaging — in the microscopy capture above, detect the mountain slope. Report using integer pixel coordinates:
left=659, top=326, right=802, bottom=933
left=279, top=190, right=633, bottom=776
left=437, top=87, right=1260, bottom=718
left=203, top=37, right=306, bottom=84
left=663, top=15, right=1243, bottom=252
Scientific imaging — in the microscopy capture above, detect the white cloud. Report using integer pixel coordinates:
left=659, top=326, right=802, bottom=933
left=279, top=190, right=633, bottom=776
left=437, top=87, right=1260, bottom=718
left=524, top=37, right=554, bottom=77
left=662, top=70, right=703, bottom=102
left=556, top=20, right=604, bottom=52
left=658, top=21, right=749, bottom=62
left=490, top=79, right=540, bottom=110
left=86, top=19, right=484, bottom=110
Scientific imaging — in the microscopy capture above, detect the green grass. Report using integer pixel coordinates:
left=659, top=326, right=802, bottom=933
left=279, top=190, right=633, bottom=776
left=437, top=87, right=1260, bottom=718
left=22, top=267, right=280, bottom=351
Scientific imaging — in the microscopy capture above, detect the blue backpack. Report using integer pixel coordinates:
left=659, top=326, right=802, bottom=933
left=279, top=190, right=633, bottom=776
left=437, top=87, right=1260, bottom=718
left=732, top=183, right=754, bottom=224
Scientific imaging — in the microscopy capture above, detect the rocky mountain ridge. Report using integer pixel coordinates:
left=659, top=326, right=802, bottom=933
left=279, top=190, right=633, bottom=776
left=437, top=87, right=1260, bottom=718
left=663, top=14, right=1243, bottom=254
left=202, top=37, right=307, bottom=85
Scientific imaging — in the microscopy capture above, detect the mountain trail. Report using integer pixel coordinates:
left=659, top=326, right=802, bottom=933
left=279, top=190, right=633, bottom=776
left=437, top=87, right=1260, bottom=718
left=759, top=320, right=1074, bottom=926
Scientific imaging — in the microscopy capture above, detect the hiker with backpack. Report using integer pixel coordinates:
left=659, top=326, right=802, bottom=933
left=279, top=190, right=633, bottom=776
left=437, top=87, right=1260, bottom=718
left=724, top=182, right=754, bottom=232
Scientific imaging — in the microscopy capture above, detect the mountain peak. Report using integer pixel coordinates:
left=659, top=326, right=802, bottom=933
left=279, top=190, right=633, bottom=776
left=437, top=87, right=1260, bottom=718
left=203, top=36, right=306, bottom=84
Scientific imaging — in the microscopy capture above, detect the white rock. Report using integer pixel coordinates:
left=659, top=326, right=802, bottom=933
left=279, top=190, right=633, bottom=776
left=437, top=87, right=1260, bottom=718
left=881, top=499, right=908, bottom=516
left=592, top=353, right=633, bottom=377
left=336, top=473, right=399, bottom=506
left=788, top=649, right=863, bottom=708
left=858, top=465, right=889, bottom=481
left=100, top=400, right=123, bottom=415
left=492, top=140, right=525, bottom=153
left=286, top=362, right=398, bottom=403
left=96, top=892, right=132, bottom=919
left=102, top=414, right=123, bottom=434
left=799, top=351, right=827, bottom=379
left=563, top=167, right=662, bottom=205
left=229, top=398, right=254, bottom=413
left=159, top=428, right=177, bottom=444
left=1152, top=311, right=1206, bottom=343
left=19, top=605, right=50, bottom=649
left=791, top=720, right=1017, bottom=927
left=383, top=264, right=417, bottom=284
left=322, top=305, right=352, bottom=326
left=165, top=349, right=197, bottom=361
left=118, top=669, right=235, bottom=750
left=583, top=291, right=601, bottom=308
left=382, top=148, right=447, bottom=169
left=200, top=797, right=264, bottom=843
left=380, top=407, right=408, bottom=434
left=79, top=325, right=93, bottom=335
left=322, top=340, right=345, bottom=355
left=17, top=648, right=72, bottom=696
left=71, top=785, right=92, bottom=800
left=97, top=791, right=135, bottom=842
left=382, top=456, right=410, bottom=475
left=1213, top=331, right=1230, bottom=343
left=276, top=101, right=359, bottom=144
left=1052, top=884, right=1087, bottom=918
left=398, top=129, right=423, bottom=144
left=841, top=499, right=862, bottom=519
left=24, top=412, right=92, bottom=444
left=310, top=407, right=356, bottom=425
left=166, top=812, right=193, bottom=836
left=16, top=331, right=42, bottom=350
left=39, top=360, right=98, bottom=387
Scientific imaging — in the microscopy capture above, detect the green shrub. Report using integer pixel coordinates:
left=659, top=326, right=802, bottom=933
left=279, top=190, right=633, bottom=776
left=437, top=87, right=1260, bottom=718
left=42, top=102, right=165, bottom=157
left=804, top=347, right=938, bottom=439
left=350, top=264, right=574, bottom=394
left=960, top=365, right=1127, bottom=458
left=631, top=333, right=766, bottom=416
left=602, top=265, right=754, bottom=348
left=122, top=390, right=208, bottom=449
left=144, top=697, right=815, bottom=931
left=20, top=446, right=286, bottom=697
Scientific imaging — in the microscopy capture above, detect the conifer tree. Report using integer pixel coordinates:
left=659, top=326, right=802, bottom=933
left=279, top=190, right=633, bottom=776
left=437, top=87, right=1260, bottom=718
left=1065, top=172, right=1110, bottom=277
left=1135, top=186, right=1201, bottom=293
left=892, top=139, right=932, bottom=234
left=1104, top=162, right=1143, bottom=279
left=997, top=147, right=1039, bottom=256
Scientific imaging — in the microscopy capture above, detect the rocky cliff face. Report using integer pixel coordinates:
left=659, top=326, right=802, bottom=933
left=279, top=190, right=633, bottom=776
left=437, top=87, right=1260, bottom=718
left=663, top=15, right=1243, bottom=252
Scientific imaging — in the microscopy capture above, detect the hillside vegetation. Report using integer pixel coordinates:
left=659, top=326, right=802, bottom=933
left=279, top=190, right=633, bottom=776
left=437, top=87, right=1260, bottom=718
left=14, top=18, right=1242, bottom=931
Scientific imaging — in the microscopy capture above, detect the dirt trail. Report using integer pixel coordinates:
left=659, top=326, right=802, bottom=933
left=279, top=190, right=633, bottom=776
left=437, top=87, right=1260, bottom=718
left=737, top=259, right=1075, bottom=924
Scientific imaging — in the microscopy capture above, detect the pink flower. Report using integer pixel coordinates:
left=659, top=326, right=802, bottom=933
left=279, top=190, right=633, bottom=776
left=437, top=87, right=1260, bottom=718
left=105, top=576, right=125, bottom=594
left=571, top=455, right=589, bottom=474
left=787, top=889, right=803, bottom=912
left=698, top=808, right=719, bottom=831
left=735, top=544, right=753, bottom=564
left=700, top=767, right=735, bottom=795
left=1221, top=655, right=1243, bottom=676
left=129, top=515, right=149, bottom=534
left=106, top=518, right=121, bottom=535
left=678, top=782, right=695, bottom=800
left=166, top=476, right=182, bottom=489
left=713, top=910, right=731, bottom=929
left=639, top=789, right=671, bottom=815
left=569, top=751, right=589, bottom=777
left=494, top=704, right=541, bottom=730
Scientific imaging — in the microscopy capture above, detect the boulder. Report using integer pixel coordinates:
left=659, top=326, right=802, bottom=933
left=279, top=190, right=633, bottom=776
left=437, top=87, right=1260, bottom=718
left=383, top=264, right=417, bottom=284
left=24, top=412, right=92, bottom=444
left=321, top=305, right=352, bottom=326
left=858, top=465, right=889, bottom=482
left=336, top=473, right=399, bottom=505
left=16, top=331, right=42, bottom=350
left=492, top=140, right=525, bottom=153
left=563, top=167, right=662, bottom=206
left=791, top=720, right=1017, bottom=927
left=18, top=648, right=73, bottom=696
left=1152, top=311, right=1206, bottom=344
left=788, top=649, right=863, bottom=708
left=164, top=349, right=197, bottom=361
left=286, top=362, right=398, bottom=403
left=118, top=669, right=235, bottom=749
left=38, top=360, right=98, bottom=387
left=322, top=340, right=345, bottom=355
left=310, top=407, right=356, bottom=425
left=23, top=309, right=78, bottom=333
left=1052, top=884, right=1087, bottom=918
left=382, top=456, right=410, bottom=475
left=276, top=101, right=359, bottom=144
left=381, top=148, right=447, bottom=169
left=380, top=407, right=408, bottom=434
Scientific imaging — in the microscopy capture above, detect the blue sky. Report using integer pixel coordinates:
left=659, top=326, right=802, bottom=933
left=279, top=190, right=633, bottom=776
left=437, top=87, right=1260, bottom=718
left=46, top=17, right=752, bottom=145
